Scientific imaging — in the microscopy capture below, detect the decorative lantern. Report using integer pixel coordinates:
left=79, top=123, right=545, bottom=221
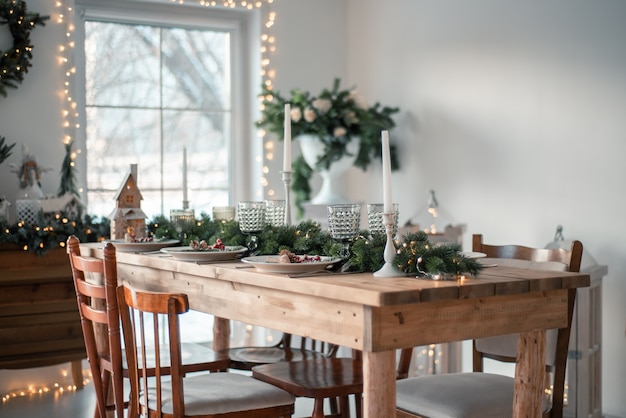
left=400, top=190, right=465, bottom=246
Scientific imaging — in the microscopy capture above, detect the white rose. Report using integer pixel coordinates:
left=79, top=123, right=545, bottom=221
left=290, top=107, right=302, bottom=122
left=333, top=127, right=347, bottom=137
left=304, top=107, right=317, bottom=122
left=312, top=98, right=332, bottom=114
left=349, top=90, right=368, bottom=109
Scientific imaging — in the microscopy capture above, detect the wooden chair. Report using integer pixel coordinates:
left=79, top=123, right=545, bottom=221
left=117, top=283, right=295, bottom=417
left=226, top=332, right=343, bottom=416
left=66, top=235, right=230, bottom=418
left=252, top=350, right=363, bottom=418
left=395, top=234, right=583, bottom=418
left=225, top=333, right=337, bottom=371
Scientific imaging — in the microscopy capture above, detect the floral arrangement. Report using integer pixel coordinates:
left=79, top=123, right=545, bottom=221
left=257, top=79, right=400, bottom=212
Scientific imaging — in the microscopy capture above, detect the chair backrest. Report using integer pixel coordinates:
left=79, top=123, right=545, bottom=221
left=117, top=283, right=190, bottom=417
left=472, top=234, right=583, bottom=274
left=281, top=333, right=340, bottom=358
left=66, top=235, right=124, bottom=418
left=471, top=233, right=583, bottom=417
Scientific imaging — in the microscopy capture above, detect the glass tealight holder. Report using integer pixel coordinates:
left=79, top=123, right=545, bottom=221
left=264, top=200, right=286, bottom=227
left=367, top=203, right=399, bottom=236
left=212, top=206, right=236, bottom=222
left=170, top=208, right=195, bottom=242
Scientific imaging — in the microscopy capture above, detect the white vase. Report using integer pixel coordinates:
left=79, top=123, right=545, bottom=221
left=297, top=134, right=359, bottom=204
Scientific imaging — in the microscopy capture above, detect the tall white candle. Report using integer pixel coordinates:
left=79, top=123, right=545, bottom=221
left=381, top=130, right=393, bottom=214
left=283, top=103, right=291, bottom=172
left=182, top=147, right=188, bottom=204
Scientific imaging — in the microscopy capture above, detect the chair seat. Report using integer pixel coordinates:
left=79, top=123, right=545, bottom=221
left=252, top=358, right=363, bottom=398
left=396, top=373, right=515, bottom=418
left=144, top=371, right=295, bottom=415
left=226, top=345, right=327, bottom=370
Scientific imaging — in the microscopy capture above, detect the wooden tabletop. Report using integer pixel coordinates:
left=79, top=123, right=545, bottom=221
left=80, top=246, right=589, bottom=348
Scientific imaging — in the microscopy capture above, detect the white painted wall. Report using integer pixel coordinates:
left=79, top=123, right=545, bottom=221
left=271, top=1, right=626, bottom=416
left=0, top=0, right=624, bottom=415
left=0, top=0, right=66, bottom=207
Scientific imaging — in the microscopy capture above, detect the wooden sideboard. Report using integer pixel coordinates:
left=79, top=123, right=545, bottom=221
left=0, top=245, right=86, bottom=388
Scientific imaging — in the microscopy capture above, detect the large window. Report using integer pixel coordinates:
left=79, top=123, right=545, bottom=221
left=76, top=1, right=261, bottom=220
left=75, top=1, right=262, bottom=343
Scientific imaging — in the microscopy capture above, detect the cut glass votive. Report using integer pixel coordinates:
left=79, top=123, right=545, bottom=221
left=327, top=204, right=362, bottom=241
left=170, top=208, right=196, bottom=228
left=264, top=200, right=286, bottom=227
left=237, top=201, right=265, bottom=233
left=367, top=203, right=399, bottom=236
left=212, top=206, right=236, bottom=221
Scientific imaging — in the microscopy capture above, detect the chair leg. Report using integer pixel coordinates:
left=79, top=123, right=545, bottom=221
left=71, top=360, right=84, bottom=390
left=338, top=396, right=351, bottom=418
left=328, top=396, right=339, bottom=415
left=92, top=370, right=108, bottom=418
left=354, top=393, right=363, bottom=418
left=312, top=398, right=325, bottom=418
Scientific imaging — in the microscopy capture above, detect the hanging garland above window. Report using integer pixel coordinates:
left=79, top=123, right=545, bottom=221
left=0, top=0, right=49, bottom=97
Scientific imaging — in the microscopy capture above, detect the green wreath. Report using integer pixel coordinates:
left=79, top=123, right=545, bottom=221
left=0, top=0, right=49, bottom=97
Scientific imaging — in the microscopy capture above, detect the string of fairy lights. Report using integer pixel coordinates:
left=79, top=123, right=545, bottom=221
left=2, top=1, right=452, bottom=407
left=1, top=0, right=277, bottom=405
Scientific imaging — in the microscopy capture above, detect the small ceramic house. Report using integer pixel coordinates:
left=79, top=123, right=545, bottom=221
left=40, top=193, right=86, bottom=221
left=109, top=164, right=147, bottom=240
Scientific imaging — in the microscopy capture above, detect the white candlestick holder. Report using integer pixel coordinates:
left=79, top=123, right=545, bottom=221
left=374, top=212, right=401, bottom=277
left=281, top=171, right=292, bottom=226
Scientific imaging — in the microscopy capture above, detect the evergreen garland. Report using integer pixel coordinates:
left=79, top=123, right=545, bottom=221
left=0, top=0, right=49, bottom=97
left=2, top=212, right=483, bottom=278
left=0, top=213, right=109, bottom=255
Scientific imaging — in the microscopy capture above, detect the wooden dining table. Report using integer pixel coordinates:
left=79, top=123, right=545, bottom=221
left=80, top=244, right=589, bottom=418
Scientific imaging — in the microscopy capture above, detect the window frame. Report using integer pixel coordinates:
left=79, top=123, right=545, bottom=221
left=73, top=0, right=263, bottom=216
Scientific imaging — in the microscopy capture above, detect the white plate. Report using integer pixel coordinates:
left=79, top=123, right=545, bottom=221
left=161, top=246, right=247, bottom=262
left=241, top=255, right=342, bottom=274
left=461, top=251, right=487, bottom=259
left=109, top=239, right=180, bottom=253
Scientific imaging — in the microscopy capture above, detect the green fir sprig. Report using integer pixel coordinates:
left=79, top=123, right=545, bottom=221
left=0, top=135, right=16, bottom=165
left=394, top=231, right=483, bottom=277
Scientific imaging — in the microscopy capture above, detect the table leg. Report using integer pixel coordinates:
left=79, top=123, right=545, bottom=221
left=513, top=329, right=546, bottom=418
left=363, top=350, right=396, bottom=418
left=213, top=317, right=230, bottom=351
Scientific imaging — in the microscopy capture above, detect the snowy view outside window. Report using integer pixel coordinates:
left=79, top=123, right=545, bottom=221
left=84, top=21, right=232, bottom=219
